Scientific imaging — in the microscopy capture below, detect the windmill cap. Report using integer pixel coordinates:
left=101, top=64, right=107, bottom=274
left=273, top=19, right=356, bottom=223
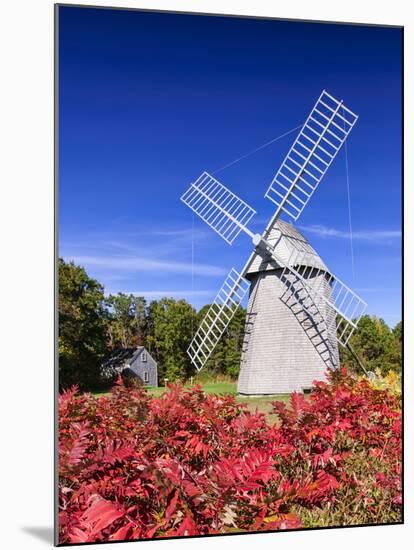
left=245, top=219, right=329, bottom=279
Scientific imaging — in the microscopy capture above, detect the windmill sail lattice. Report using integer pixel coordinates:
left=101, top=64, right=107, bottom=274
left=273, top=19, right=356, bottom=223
left=265, top=90, right=358, bottom=220
left=180, top=90, right=367, bottom=381
left=188, top=268, right=250, bottom=371
left=181, top=171, right=256, bottom=245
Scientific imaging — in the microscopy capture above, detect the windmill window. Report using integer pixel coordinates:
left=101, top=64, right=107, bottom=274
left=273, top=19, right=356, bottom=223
left=143, top=371, right=149, bottom=384
left=142, top=351, right=147, bottom=362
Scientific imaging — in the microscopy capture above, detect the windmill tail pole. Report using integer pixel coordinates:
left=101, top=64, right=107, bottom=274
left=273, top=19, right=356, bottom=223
left=345, top=342, right=370, bottom=377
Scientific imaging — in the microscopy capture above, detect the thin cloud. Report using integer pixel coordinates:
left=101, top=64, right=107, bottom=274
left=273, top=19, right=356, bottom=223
left=148, top=228, right=212, bottom=239
left=67, top=254, right=227, bottom=277
left=104, top=227, right=213, bottom=242
left=60, top=226, right=214, bottom=260
left=105, top=289, right=215, bottom=299
left=299, top=224, right=401, bottom=243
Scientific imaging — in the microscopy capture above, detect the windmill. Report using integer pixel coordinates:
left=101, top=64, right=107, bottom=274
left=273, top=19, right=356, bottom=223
left=180, top=90, right=367, bottom=395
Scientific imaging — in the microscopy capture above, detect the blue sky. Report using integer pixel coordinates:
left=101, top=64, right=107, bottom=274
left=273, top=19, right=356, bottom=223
left=58, top=7, right=402, bottom=327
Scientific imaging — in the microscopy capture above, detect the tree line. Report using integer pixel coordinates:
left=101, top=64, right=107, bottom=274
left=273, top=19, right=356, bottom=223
left=340, top=315, right=402, bottom=375
left=58, top=258, right=402, bottom=390
left=58, top=259, right=246, bottom=390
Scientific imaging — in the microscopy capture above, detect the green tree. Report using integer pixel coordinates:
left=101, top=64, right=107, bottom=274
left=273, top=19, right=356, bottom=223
left=196, top=304, right=246, bottom=379
left=134, top=296, right=147, bottom=345
left=58, top=258, right=108, bottom=390
left=340, top=315, right=402, bottom=375
left=106, top=293, right=147, bottom=349
left=145, top=298, right=196, bottom=382
left=393, top=321, right=402, bottom=343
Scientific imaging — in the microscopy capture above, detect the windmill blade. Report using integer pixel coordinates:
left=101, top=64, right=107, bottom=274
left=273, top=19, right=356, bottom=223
left=265, top=90, right=358, bottom=221
left=277, top=247, right=367, bottom=347
left=187, top=268, right=250, bottom=371
left=181, top=171, right=256, bottom=245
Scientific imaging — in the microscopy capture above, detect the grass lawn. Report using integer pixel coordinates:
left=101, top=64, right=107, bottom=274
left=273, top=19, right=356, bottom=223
left=92, top=381, right=290, bottom=420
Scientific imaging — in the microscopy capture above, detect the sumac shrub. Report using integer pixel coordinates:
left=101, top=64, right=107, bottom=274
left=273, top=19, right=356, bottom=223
left=58, top=369, right=401, bottom=543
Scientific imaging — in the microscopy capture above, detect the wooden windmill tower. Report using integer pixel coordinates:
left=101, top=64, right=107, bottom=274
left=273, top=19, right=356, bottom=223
left=180, top=90, right=367, bottom=395
left=239, top=219, right=339, bottom=394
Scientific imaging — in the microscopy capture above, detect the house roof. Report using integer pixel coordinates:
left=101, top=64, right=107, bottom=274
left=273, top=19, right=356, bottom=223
left=102, top=346, right=146, bottom=370
left=245, top=219, right=328, bottom=278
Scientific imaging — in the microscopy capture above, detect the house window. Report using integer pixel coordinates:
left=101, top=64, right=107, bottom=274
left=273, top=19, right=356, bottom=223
left=142, top=351, right=147, bottom=362
left=143, top=371, right=149, bottom=384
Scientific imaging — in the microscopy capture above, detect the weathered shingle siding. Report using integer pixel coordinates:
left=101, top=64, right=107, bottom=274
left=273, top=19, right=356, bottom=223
left=130, top=352, right=158, bottom=387
left=237, top=268, right=339, bottom=395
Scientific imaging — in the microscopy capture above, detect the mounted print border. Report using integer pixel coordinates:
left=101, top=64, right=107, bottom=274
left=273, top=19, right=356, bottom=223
left=55, top=3, right=403, bottom=546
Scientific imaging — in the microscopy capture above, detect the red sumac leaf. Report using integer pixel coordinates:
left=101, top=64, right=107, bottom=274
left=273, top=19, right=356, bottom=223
left=165, top=489, right=179, bottom=520
left=82, top=496, right=124, bottom=535
left=110, top=523, right=134, bottom=541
